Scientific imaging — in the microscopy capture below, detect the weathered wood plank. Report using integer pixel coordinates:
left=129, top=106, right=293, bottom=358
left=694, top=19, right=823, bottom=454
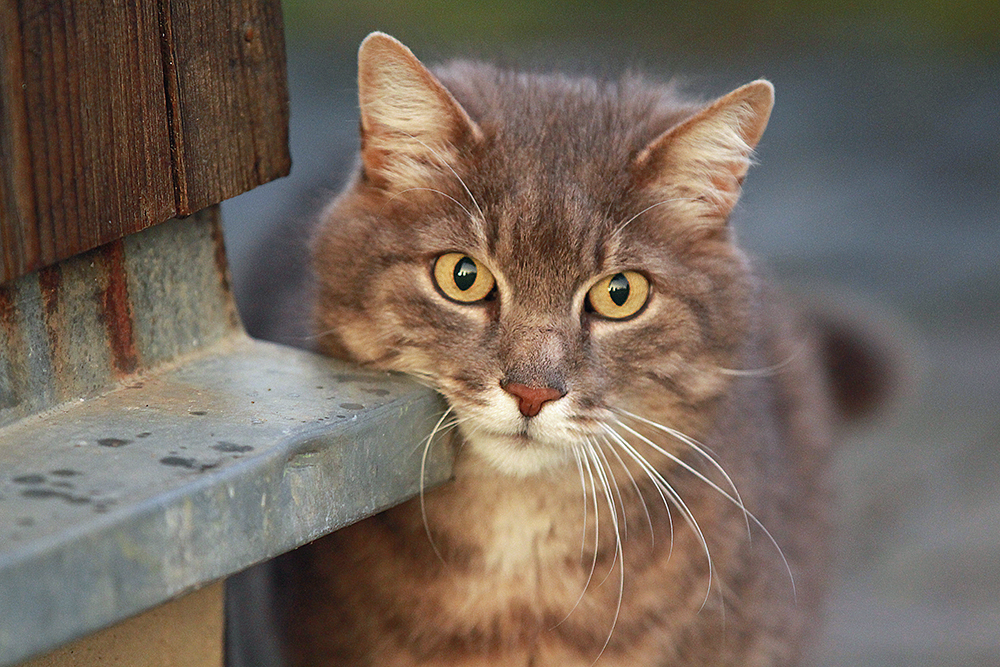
left=165, top=0, right=291, bottom=215
left=0, top=0, right=174, bottom=282
left=0, top=0, right=291, bottom=284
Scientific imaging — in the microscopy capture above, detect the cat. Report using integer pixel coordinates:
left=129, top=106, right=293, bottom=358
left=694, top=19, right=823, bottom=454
left=272, top=32, right=841, bottom=666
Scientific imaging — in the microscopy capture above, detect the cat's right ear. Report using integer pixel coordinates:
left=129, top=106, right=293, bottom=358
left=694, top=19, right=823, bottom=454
left=632, top=80, right=774, bottom=236
left=356, top=32, right=483, bottom=192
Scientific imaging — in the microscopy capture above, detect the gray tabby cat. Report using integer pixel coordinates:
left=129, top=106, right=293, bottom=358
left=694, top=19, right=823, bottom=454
left=275, top=32, right=839, bottom=666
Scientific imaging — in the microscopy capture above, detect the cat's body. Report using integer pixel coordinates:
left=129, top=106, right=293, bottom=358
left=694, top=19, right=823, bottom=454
left=274, top=33, right=836, bottom=666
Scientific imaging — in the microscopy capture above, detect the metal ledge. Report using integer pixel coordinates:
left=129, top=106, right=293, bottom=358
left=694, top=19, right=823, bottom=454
left=0, top=334, right=449, bottom=666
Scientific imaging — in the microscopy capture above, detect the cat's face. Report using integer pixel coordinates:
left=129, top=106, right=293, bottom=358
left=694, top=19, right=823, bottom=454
left=312, top=34, right=773, bottom=476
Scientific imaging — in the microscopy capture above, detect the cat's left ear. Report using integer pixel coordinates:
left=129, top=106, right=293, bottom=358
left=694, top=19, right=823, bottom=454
left=356, top=32, right=483, bottom=192
left=633, top=80, right=774, bottom=232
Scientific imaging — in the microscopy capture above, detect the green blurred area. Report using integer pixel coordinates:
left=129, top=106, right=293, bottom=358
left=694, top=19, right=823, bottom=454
left=281, top=0, right=998, bottom=59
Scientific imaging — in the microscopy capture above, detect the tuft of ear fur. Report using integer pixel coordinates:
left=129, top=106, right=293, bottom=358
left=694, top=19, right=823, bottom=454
left=357, top=32, right=482, bottom=192
left=633, top=80, right=774, bottom=233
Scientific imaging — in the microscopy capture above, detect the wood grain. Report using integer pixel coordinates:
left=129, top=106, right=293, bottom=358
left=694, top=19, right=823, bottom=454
left=0, top=0, right=291, bottom=283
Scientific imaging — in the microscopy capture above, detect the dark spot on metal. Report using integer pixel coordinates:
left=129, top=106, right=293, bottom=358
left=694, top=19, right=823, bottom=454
left=51, top=481, right=75, bottom=489
left=16, top=517, right=34, bottom=527
left=136, top=432, right=152, bottom=438
left=98, top=438, right=131, bottom=447
left=93, top=503, right=110, bottom=513
left=13, top=474, right=46, bottom=484
left=127, top=382, right=144, bottom=389
left=189, top=410, right=208, bottom=416
left=339, top=403, right=364, bottom=410
left=336, top=415, right=347, bottom=419
left=364, top=388, right=391, bottom=397
left=21, top=488, right=90, bottom=504
left=50, top=469, right=81, bottom=477
left=159, top=456, right=219, bottom=472
left=213, top=441, right=253, bottom=453
left=160, top=456, right=197, bottom=469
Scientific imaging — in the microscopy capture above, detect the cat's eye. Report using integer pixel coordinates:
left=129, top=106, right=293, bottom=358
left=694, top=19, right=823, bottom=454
left=433, top=253, right=496, bottom=303
left=586, top=271, right=649, bottom=319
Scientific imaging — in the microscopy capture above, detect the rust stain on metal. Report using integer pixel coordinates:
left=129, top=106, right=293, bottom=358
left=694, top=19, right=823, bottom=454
left=99, top=240, right=139, bottom=375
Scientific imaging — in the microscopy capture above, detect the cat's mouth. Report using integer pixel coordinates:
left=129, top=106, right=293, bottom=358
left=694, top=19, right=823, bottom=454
left=454, top=409, right=594, bottom=477
left=460, top=428, right=575, bottom=476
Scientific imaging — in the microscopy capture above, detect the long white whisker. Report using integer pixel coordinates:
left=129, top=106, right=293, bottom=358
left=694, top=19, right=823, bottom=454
left=600, top=434, right=655, bottom=546
left=553, top=444, right=603, bottom=630
left=571, top=445, right=589, bottom=562
left=611, top=417, right=796, bottom=600
left=419, top=406, right=455, bottom=563
left=592, top=437, right=628, bottom=540
left=601, top=424, right=714, bottom=609
left=586, top=440, right=620, bottom=586
left=616, top=409, right=750, bottom=537
left=712, top=345, right=806, bottom=378
left=585, top=440, right=624, bottom=663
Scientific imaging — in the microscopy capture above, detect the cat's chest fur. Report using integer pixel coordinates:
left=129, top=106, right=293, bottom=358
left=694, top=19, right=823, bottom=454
left=288, top=447, right=739, bottom=667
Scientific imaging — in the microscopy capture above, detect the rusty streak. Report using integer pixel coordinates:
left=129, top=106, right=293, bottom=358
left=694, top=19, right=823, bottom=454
left=100, top=241, right=139, bottom=375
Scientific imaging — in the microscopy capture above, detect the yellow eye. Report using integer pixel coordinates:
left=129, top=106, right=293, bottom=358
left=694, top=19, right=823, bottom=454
left=433, top=253, right=496, bottom=303
left=586, top=271, right=650, bottom=319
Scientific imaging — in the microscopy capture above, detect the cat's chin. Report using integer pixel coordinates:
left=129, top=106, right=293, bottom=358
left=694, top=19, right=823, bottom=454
left=461, top=430, right=575, bottom=477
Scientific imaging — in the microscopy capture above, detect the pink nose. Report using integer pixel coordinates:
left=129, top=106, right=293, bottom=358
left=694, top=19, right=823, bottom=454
left=502, top=382, right=565, bottom=417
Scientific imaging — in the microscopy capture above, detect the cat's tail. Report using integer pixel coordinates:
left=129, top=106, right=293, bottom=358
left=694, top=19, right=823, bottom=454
left=804, top=289, right=920, bottom=424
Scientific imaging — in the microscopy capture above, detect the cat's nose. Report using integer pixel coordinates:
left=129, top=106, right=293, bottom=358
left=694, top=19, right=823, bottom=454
left=501, top=382, right=566, bottom=417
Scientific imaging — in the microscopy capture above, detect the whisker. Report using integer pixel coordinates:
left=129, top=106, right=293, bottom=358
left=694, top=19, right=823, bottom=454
left=408, top=417, right=462, bottom=457
left=591, top=436, right=628, bottom=540
left=613, top=418, right=751, bottom=538
left=396, top=131, right=488, bottom=240
left=584, top=440, right=624, bottom=664
left=586, top=439, right=620, bottom=586
left=611, top=197, right=701, bottom=237
left=610, top=416, right=796, bottom=600
left=571, top=445, right=589, bottom=562
left=552, top=443, right=602, bottom=630
left=381, top=186, right=475, bottom=221
left=615, top=409, right=750, bottom=537
left=711, top=345, right=806, bottom=378
left=600, top=434, right=655, bottom=546
left=419, top=406, right=456, bottom=563
left=600, top=424, right=714, bottom=609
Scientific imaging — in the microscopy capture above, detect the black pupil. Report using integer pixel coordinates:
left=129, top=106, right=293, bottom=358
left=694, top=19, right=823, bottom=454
left=608, top=273, right=630, bottom=307
left=453, top=257, right=478, bottom=291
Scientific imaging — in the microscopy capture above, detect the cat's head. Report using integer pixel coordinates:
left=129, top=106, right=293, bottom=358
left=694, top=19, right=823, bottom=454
left=312, top=33, right=774, bottom=476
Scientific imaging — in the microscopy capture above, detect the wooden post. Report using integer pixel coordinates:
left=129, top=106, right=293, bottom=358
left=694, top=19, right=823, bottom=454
left=0, top=0, right=290, bottom=283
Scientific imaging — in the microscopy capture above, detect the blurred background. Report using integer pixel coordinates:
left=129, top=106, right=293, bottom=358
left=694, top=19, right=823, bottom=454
left=222, top=2, right=999, bottom=665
